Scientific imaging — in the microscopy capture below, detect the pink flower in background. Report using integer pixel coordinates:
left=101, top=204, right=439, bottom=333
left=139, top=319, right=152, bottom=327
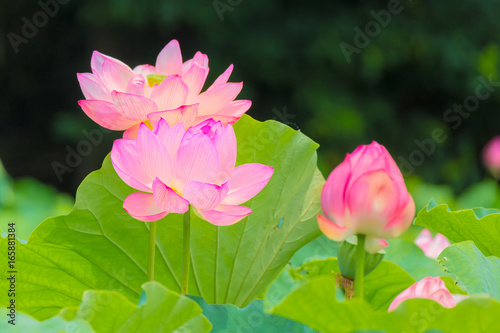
left=111, top=118, right=273, bottom=225
left=482, top=135, right=500, bottom=179
left=388, top=276, right=456, bottom=311
left=317, top=141, right=415, bottom=253
left=415, top=229, right=450, bottom=259
left=78, top=40, right=251, bottom=138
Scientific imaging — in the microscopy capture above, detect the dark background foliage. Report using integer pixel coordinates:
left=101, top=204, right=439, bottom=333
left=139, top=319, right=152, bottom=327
left=2, top=0, right=500, bottom=195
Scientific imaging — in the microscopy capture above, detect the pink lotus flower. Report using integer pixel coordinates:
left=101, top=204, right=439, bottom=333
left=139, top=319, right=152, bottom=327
left=415, top=229, right=450, bottom=259
left=317, top=142, right=415, bottom=253
left=388, top=276, right=456, bottom=311
left=483, top=135, right=500, bottom=179
left=110, top=118, right=274, bottom=225
left=78, top=40, right=251, bottom=138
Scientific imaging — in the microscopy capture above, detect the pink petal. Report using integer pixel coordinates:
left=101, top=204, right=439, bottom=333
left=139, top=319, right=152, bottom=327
left=147, top=104, right=199, bottom=128
left=207, top=64, right=233, bottom=91
left=196, top=204, right=252, bottom=226
left=123, top=192, right=167, bottom=222
left=111, top=91, right=158, bottom=121
left=380, top=193, right=415, bottom=239
left=78, top=100, right=137, bottom=130
left=156, top=40, right=183, bottom=76
left=321, top=155, right=351, bottom=225
left=100, top=58, right=135, bottom=92
left=414, top=229, right=450, bottom=259
left=222, top=163, right=274, bottom=205
left=153, top=120, right=185, bottom=161
left=111, top=139, right=152, bottom=192
left=364, top=237, right=389, bottom=254
left=215, top=100, right=252, bottom=117
left=193, top=115, right=240, bottom=126
left=77, top=73, right=110, bottom=101
left=126, top=74, right=146, bottom=96
left=317, top=214, right=352, bottom=242
left=346, top=170, right=400, bottom=235
left=149, top=75, right=188, bottom=111
left=135, top=124, right=172, bottom=185
left=192, top=51, right=209, bottom=69
left=213, top=124, right=237, bottom=183
left=123, top=123, right=141, bottom=139
left=91, top=51, right=131, bottom=77
left=133, top=64, right=156, bottom=76
left=195, top=82, right=243, bottom=116
left=183, top=63, right=208, bottom=103
left=174, top=133, right=219, bottom=190
left=152, top=178, right=189, bottom=214
left=184, top=180, right=229, bottom=211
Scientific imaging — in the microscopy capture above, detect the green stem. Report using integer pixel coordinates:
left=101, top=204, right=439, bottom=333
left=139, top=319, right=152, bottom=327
left=354, top=234, right=366, bottom=300
left=181, top=206, right=191, bottom=294
left=147, top=221, right=157, bottom=281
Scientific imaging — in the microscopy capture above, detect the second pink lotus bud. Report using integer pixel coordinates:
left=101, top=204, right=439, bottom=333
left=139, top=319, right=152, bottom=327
left=318, top=141, right=415, bottom=253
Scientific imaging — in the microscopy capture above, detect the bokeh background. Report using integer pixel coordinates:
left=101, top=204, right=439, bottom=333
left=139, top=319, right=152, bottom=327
left=2, top=0, right=500, bottom=220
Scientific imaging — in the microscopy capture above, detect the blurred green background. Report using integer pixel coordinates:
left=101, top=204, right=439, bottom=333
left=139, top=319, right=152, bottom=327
left=2, top=0, right=500, bottom=208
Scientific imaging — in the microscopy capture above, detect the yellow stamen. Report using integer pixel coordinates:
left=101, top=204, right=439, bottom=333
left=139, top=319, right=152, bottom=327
left=146, top=74, right=167, bottom=87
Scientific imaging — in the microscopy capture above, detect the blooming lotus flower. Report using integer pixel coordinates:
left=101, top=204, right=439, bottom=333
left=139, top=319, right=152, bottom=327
left=110, top=118, right=274, bottom=225
left=78, top=40, right=251, bottom=138
left=483, top=135, right=500, bottom=179
left=388, top=276, right=456, bottom=311
left=317, top=141, right=415, bottom=253
left=415, top=229, right=450, bottom=259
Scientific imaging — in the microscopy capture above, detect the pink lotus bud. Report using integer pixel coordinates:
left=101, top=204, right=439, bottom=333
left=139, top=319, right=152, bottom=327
left=317, top=141, right=415, bottom=253
left=77, top=40, right=251, bottom=137
left=482, top=135, right=500, bottom=179
left=111, top=119, right=273, bottom=225
left=414, top=229, right=450, bottom=259
left=388, top=276, right=456, bottom=311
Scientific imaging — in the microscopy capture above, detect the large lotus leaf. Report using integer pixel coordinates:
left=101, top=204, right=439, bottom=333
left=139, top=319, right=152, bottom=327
left=414, top=201, right=500, bottom=257
left=269, top=275, right=500, bottom=333
left=0, top=115, right=324, bottom=319
left=438, top=241, right=500, bottom=300
left=60, top=281, right=211, bottom=333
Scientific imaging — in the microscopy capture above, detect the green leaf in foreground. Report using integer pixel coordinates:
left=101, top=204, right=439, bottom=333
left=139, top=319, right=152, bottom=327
left=189, top=296, right=316, bottom=332
left=272, top=258, right=415, bottom=311
left=0, top=115, right=324, bottom=319
left=414, top=203, right=500, bottom=257
left=0, top=310, right=94, bottom=333
left=270, top=275, right=500, bottom=333
left=62, top=281, right=211, bottom=333
left=438, top=241, right=500, bottom=300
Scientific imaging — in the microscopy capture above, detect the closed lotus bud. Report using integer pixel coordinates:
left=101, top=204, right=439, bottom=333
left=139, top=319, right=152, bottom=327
left=482, top=135, right=500, bottom=179
left=318, top=142, right=415, bottom=253
left=388, top=276, right=456, bottom=311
